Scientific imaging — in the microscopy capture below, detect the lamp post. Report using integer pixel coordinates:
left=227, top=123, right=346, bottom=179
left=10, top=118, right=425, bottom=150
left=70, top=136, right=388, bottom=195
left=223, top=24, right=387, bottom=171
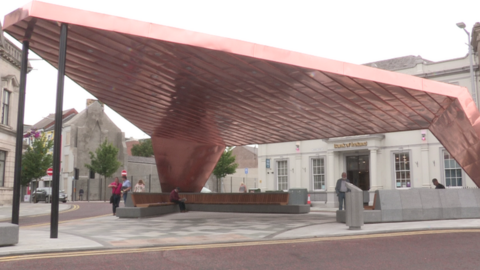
left=456, top=22, right=478, bottom=106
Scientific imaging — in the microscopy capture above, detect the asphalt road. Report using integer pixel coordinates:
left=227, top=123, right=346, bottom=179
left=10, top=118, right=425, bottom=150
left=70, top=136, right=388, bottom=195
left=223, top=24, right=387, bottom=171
left=1, top=230, right=479, bottom=270
left=18, top=201, right=113, bottom=227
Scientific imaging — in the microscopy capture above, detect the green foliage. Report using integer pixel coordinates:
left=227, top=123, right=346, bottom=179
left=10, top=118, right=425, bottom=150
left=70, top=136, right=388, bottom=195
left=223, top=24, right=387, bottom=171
left=21, top=135, right=53, bottom=186
left=213, top=147, right=238, bottom=180
left=131, top=139, right=154, bottom=157
left=85, top=139, right=122, bottom=179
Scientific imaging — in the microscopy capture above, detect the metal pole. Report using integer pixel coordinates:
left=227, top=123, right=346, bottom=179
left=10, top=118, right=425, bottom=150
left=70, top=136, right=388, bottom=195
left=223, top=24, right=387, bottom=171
left=87, top=178, right=90, bottom=202
left=104, top=177, right=106, bottom=202
left=149, top=174, right=151, bottom=193
left=231, top=177, right=232, bottom=193
left=11, top=40, right=30, bottom=225
left=465, top=30, right=478, bottom=106
left=73, top=179, right=76, bottom=202
left=50, top=23, right=68, bottom=238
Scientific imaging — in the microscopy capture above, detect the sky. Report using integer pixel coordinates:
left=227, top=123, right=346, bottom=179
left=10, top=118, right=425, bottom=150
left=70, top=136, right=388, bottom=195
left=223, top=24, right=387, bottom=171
left=1, top=0, right=480, bottom=139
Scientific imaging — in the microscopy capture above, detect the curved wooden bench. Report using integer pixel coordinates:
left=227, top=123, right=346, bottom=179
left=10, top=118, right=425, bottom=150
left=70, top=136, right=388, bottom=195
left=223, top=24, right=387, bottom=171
left=131, top=193, right=290, bottom=207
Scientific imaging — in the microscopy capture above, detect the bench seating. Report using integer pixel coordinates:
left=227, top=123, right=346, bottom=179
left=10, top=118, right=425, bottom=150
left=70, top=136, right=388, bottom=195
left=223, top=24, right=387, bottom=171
left=131, top=192, right=290, bottom=207
left=136, top=202, right=174, bottom=208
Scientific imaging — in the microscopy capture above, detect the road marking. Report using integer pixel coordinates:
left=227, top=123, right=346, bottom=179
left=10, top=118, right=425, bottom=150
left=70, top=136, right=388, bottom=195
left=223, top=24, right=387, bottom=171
left=0, top=229, right=479, bottom=262
left=0, top=204, right=80, bottom=222
left=21, top=212, right=111, bottom=228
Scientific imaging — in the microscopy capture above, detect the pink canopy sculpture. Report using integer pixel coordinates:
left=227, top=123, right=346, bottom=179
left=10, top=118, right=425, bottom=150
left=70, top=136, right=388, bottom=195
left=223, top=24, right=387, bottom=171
left=4, top=1, right=480, bottom=191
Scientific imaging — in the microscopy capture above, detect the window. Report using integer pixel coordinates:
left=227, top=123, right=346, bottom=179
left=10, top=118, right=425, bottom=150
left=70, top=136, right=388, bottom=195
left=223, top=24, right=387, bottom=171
left=0, top=151, right=6, bottom=187
left=443, top=151, right=462, bottom=187
left=63, top=155, right=69, bottom=172
left=65, top=131, right=70, bottom=145
left=312, top=158, right=325, bottom=190
left=1, top=90, right=10, bottom=125
left=276, top=160, right=288, bottom=190
left=394, top=153, right=411, bottom=188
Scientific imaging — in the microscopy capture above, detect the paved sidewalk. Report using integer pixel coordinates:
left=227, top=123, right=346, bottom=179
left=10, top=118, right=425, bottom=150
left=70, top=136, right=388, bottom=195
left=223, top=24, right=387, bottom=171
left=0, top=203, right=479, bottom=256
left=0, top=203, right=72, bottom=221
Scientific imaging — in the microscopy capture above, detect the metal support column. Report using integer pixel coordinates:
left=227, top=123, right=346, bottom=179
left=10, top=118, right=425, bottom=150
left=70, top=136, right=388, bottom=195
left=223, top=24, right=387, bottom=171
left=11, top=40, right=30, bottom=225
left=50, top=23, right=68, bottom=238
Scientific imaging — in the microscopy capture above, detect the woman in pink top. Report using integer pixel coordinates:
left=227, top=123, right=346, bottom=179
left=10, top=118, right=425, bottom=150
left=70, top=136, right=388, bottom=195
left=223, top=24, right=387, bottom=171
left=108, top=177, right=122, bottom=215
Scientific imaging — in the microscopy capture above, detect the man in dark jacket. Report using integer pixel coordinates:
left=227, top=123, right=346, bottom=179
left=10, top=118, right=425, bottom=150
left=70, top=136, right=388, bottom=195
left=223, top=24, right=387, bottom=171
left=170, top=187, right=187, bottom=212
left=432, top=178, right=445, bottom=189
left=335, top=172, right=350, bottom=210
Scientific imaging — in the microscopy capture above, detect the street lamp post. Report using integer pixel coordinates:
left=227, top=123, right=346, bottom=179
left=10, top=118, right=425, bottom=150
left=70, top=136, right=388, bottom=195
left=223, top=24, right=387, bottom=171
left=457, top=22, right=478, bottom=106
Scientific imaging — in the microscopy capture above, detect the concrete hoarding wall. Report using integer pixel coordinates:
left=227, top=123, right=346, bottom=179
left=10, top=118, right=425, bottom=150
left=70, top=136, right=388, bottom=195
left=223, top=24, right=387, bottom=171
left=376, top=188, right=480, bottom=222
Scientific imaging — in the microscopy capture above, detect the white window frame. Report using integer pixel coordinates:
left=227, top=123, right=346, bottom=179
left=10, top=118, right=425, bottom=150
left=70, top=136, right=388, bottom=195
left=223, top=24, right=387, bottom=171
left=275, top=158, right=289, bottom=191
left=310, top=156, right=326, bottom=191
left=1, top=89, right=10, bottom=126
left=391, top=150, right=413, bottom=189
left=440, top=148, right=464, bottom=188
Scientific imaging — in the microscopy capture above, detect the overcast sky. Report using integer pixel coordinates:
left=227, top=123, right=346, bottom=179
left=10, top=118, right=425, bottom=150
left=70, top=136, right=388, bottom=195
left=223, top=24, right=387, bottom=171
left=2, top=0, right=480, bottom=139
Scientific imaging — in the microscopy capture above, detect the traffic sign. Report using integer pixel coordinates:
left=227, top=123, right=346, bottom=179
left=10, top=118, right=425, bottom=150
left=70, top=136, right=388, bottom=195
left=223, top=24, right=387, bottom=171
left=121, top=170, right=127, bottom=176
left=245, top=168, right=248, bottom=174
left=46, top=167, right=53, bottom=176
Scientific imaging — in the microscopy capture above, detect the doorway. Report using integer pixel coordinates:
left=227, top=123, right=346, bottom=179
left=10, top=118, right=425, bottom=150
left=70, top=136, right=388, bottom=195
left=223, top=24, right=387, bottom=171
left=346, top=155, right=370, bottom=191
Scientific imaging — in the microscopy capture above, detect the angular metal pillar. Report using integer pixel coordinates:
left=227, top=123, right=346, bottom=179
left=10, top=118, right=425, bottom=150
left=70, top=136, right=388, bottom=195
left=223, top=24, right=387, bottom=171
left=11, top=40, right=30, bottom=225
left=50, top=23, right=68, bottom=238
left=345, top=183, right=364, bottom=230
left=151, top=136, right=225, bottom=193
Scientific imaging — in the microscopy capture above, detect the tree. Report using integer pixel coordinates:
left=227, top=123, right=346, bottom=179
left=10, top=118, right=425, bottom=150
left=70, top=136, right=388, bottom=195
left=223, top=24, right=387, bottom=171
left=85, top=139, right=122, bottom=183
left=21, top=134, right=53, bottom=187
left=212, top=147, right=238, bottom=192
left=131, top=139, right=154, bottom=157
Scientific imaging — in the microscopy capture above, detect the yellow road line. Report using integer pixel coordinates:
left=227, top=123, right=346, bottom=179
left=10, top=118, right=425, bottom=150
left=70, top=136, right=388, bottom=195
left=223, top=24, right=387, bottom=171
left=0, top=204, right=80, bottom=222
left=1, top=229, right=479, bottom=262
left=21, top=212, right=112, bottom=228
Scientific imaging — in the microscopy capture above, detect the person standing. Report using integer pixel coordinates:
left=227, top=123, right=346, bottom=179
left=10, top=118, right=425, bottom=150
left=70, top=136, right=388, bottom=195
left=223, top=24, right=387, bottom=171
left=121, top=175, right=131, bottom=204
left=239, top=182, right=247, bottom=193
left=108, top=177, right=122, bottom=215
left=134, top=179, right=146, bottom=192
left=170, top=187, right=186, bottom=212
left=432, top=178, right=446, bottom=189
left=335, top=172, right=350, bottom=211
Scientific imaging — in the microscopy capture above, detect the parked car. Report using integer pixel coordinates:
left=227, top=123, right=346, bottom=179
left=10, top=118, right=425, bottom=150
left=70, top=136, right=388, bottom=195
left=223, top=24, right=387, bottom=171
left=31, top=187, right=68, bottom=203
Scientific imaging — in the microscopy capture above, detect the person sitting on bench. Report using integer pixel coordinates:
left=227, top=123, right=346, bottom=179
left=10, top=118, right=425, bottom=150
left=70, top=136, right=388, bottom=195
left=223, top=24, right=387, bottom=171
left=432, top=178, right=445, bottom=189
left=170, top=187, right=187, bottom=212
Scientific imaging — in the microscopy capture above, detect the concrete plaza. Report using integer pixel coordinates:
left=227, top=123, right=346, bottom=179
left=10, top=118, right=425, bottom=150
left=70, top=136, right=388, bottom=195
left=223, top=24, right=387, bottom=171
left=0, top=202, right=479, bottom=256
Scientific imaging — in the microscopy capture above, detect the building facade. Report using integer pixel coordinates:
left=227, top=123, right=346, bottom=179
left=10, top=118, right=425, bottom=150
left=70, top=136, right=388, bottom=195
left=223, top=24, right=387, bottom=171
left=259, top=28, right=480, bottom=207
left=0, top=22, right=31, bottom=205
left=61, top=100, right=127, bottom=200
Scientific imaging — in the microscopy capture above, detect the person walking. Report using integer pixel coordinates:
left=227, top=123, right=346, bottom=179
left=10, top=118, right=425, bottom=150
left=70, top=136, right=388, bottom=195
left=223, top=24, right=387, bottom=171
left=134, top=179, right=146, bottom=192
left=121, top=175, right=131, bottom=204
left=335, top=172, right=350, bottom=210
left=108, top=177, right=122, bottom=216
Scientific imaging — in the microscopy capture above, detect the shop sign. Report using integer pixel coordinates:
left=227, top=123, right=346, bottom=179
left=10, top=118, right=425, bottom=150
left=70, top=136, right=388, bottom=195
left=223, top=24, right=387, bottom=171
left=334, top=142, right=368, bottom=148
